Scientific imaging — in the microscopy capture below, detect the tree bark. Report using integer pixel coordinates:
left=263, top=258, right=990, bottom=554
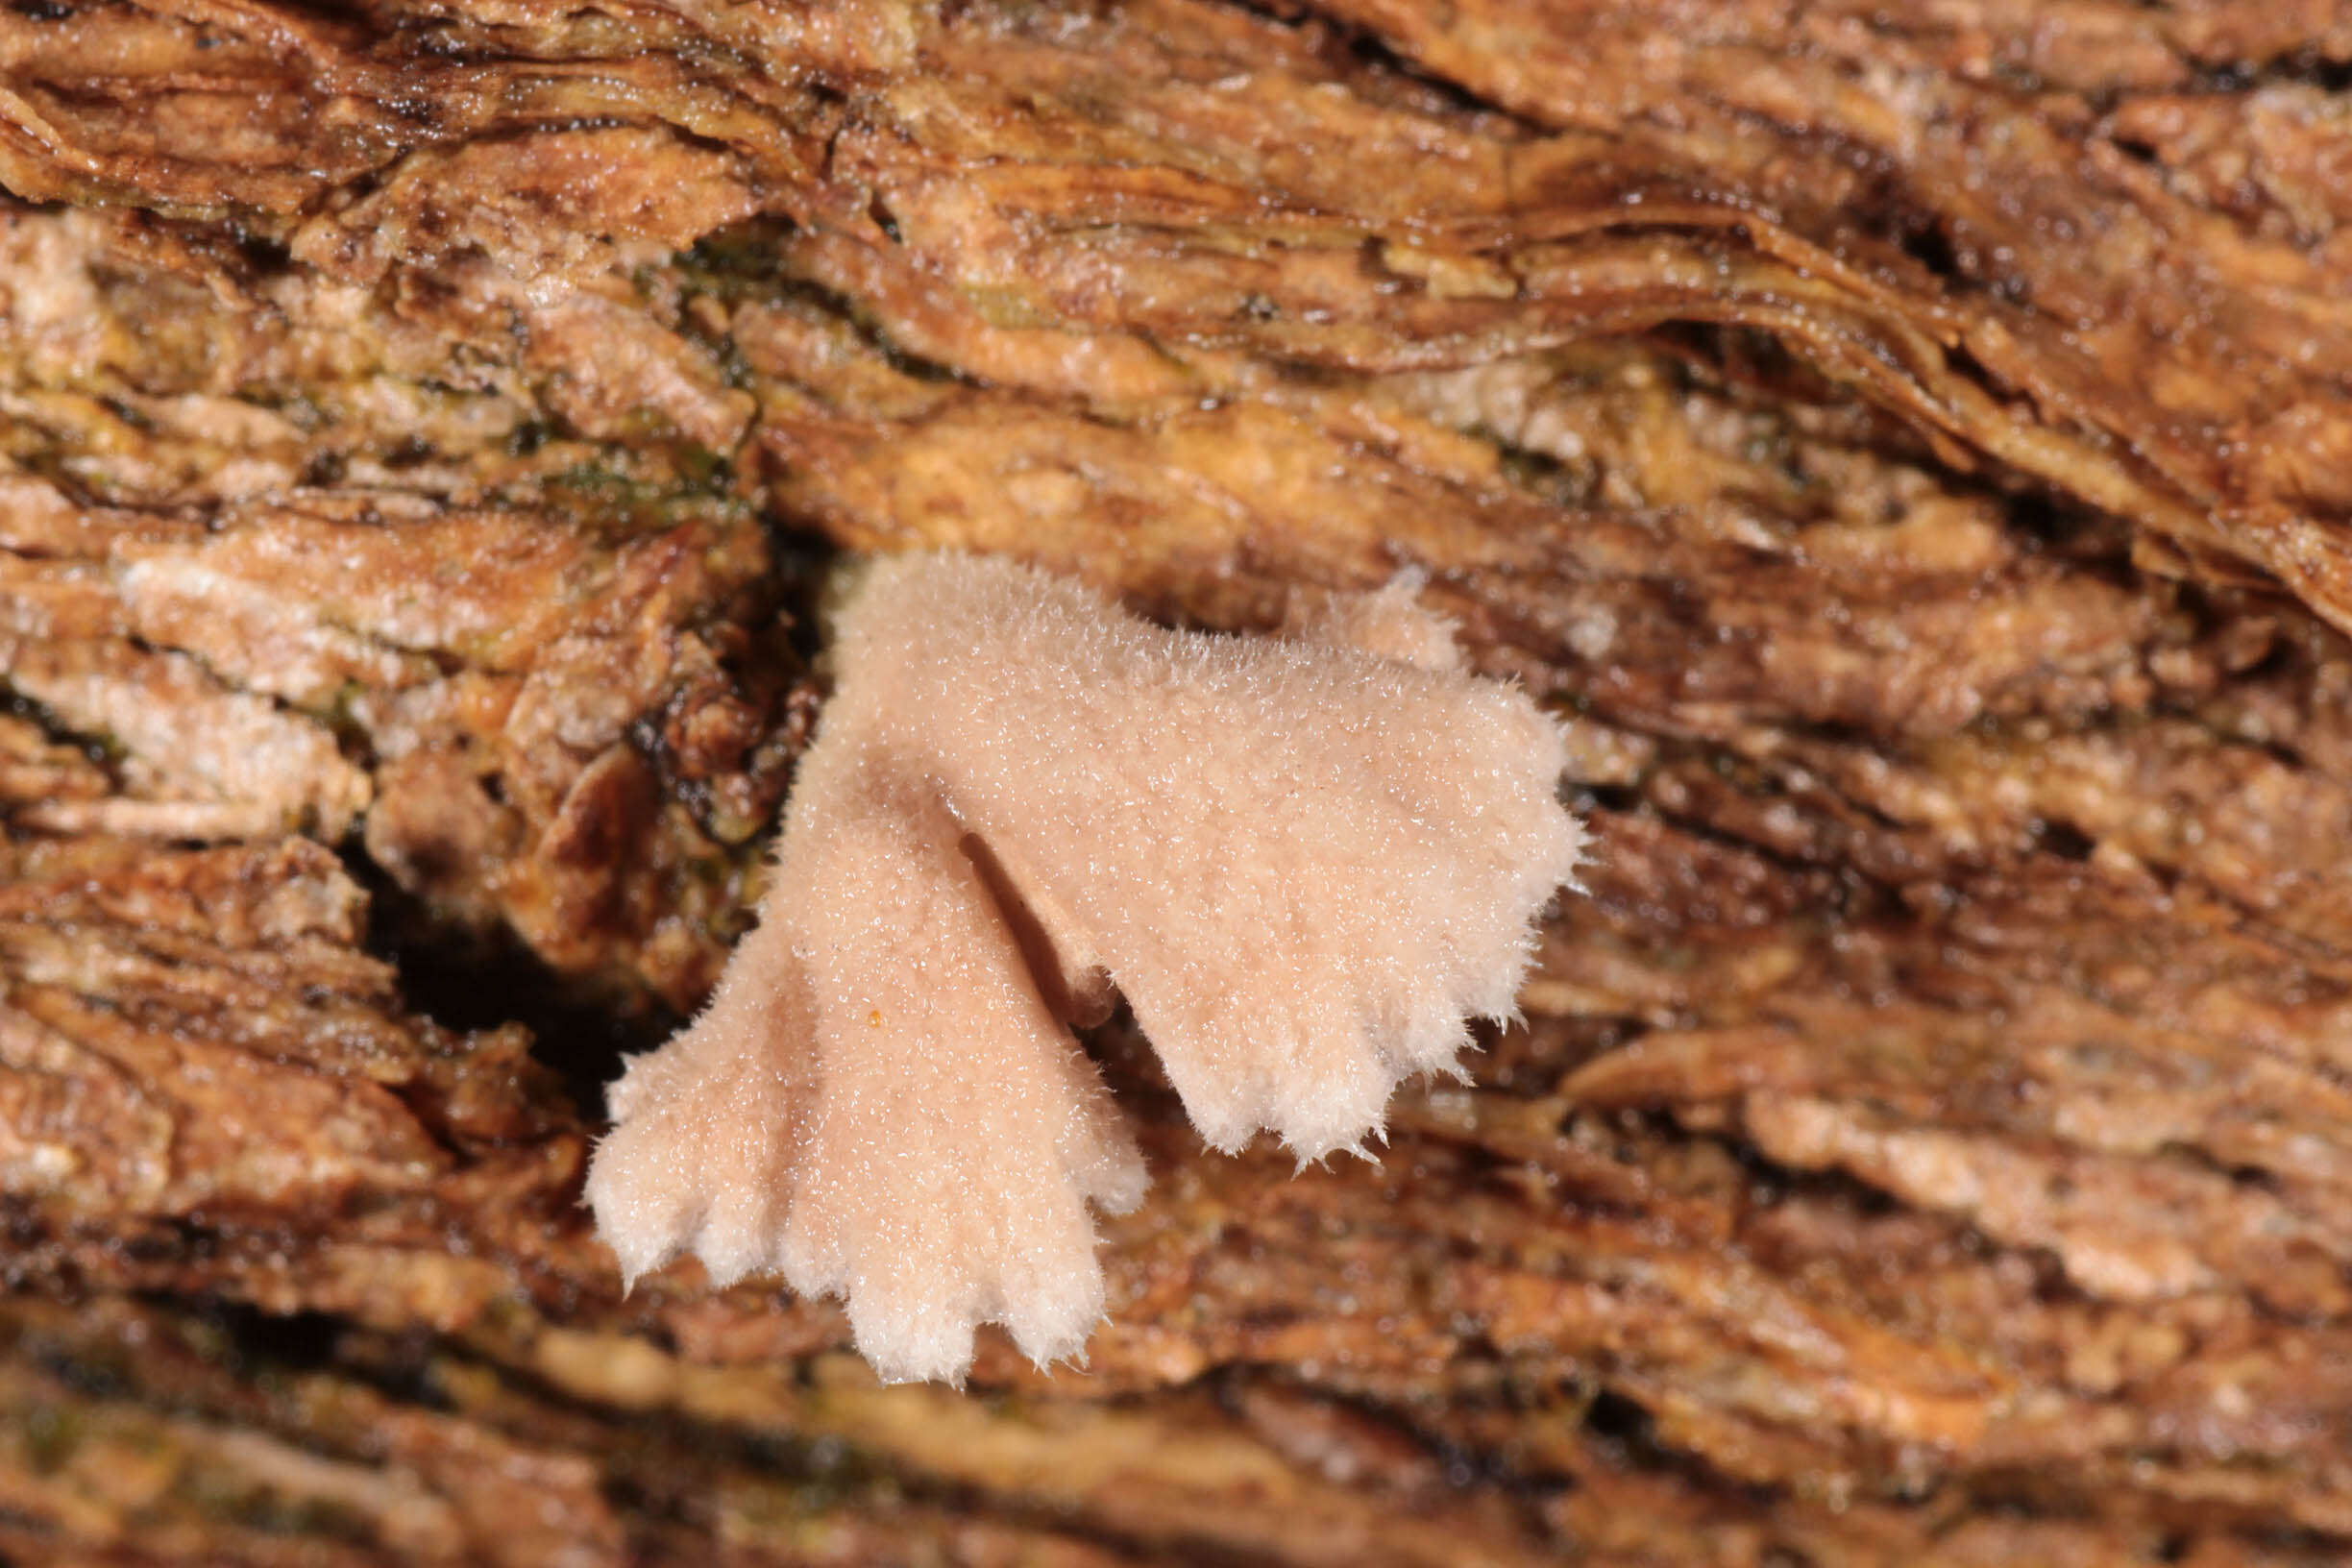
left=5, top=1, right=2352, bottom=1561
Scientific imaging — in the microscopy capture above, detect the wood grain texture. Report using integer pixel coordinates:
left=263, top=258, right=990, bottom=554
left=4, top=0, right=2351, bottom=1559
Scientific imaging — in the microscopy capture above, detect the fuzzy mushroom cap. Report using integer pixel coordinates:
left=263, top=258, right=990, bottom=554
left=586, top=552, right=1585, bottom=1384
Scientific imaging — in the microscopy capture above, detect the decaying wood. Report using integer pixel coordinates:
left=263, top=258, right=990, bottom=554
left=5, top=0, right=2352, bottom=1561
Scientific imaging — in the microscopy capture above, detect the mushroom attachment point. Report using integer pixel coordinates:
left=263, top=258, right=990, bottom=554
left=586, top=552, right=1585, bottom=1384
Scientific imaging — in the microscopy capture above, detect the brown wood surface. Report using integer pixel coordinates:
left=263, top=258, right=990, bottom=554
left=4, top=1, right=2351, bottom=1561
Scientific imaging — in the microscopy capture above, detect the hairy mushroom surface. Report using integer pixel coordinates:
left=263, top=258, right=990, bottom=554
left=586, top=552, right=1584, bottom=1382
